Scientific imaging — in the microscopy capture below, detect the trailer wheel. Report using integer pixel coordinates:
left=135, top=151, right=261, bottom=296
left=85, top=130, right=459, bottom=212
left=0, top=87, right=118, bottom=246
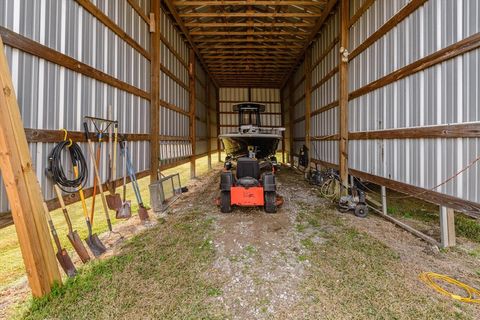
left=354, top=204, right=368, bottom=218
left=220, top=191, right=232, bottom=213
left=264, top=192, right=277, bottom=213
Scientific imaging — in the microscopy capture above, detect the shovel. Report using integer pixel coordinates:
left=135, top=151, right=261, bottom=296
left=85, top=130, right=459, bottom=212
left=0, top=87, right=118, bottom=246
left=42, top=202, right=77, bottom=277
left=84, top=122, right=114, bottom=233
left=54, top=184, right=91, bottom=263
left=116, top=142, right=131, bottom=219
left=106, top=122, right=122, bottom=211
left=73, top=163, right=106, bottom=257
left=121, top=141, right=149, bottom=221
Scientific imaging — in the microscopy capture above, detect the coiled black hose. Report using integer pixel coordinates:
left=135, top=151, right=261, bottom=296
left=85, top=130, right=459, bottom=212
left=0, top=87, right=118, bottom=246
left=46, top=140, right=89, bottom=193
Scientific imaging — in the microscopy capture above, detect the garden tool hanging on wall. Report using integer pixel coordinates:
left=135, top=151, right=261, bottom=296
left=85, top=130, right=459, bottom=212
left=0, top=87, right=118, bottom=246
left=120, top=140, right=149, bottom=221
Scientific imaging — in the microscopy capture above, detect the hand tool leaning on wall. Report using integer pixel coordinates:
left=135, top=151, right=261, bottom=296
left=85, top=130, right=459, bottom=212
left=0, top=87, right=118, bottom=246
left=54, top=184, right=91, bottom=263
left=120, top=140, right=149, bottom=221
left=46, top=132, right=91, bottom=263
left=105, top=106, right=122, bottom=211
left=42, top=202, right=77, bottom=277
left=116, top=136, right=132, bottom=219
left=73, top=158, right=107, bottom=257
left=83, top=120, right=116, bottom=234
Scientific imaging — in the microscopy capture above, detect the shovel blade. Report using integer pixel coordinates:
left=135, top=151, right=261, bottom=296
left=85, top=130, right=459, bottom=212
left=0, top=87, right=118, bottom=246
left=56, top=249, right=77, bottom=278
left=85, top=234, right=107, bottom=257
left=106, top=194, right=123, bottom=210
left=116, top=201, right=132, bottom=219
left=67, top=231, right=91, bottom=263
left=138, top=206, right=149, bottom=222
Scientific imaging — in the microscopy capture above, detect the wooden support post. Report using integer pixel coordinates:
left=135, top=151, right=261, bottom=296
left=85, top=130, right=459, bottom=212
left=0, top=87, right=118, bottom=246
left=280, top=89, right=286, bottom=163
left=304, top=49, right=312, bottom=168
left=339, top=0, right=350, bottom=194
left=189, top=48, right=196, bottom=179
left=216, top=87, right=222, bottom=162
left=0, top=36, right=61, bottom=297
left=440, top=206, right=456, bottom=248
left=288, top=80, right=295, bottom=162
left=206, top=76, right=212, bottom=169
left=150, top=0, right=161, bottom=182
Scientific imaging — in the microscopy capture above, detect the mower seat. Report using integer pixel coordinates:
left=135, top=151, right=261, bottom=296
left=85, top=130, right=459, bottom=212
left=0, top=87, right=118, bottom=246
left=236, top=157, right=260, bottom=179
left=236, top=176, right=260, bottom=188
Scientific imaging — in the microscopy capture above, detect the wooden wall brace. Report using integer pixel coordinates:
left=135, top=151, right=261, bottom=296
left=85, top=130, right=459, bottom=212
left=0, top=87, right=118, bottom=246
left=338, top=0, right=350, bottom=194
left=189, top=48, right=197, bottom=178
left=0, top=36, right=61, bottom=297
left=150, top=0, right=161, bottom=182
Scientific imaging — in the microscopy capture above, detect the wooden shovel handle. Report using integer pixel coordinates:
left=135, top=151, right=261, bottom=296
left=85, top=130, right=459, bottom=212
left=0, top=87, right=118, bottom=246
left=53, top=184, right=74, bottom=233
left=84, top=123, right=113, bottom=232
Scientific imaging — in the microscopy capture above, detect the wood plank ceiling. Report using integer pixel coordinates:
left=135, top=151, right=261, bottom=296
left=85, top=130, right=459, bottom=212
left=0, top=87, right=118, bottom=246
left=166, top=0, right=332, bottom=88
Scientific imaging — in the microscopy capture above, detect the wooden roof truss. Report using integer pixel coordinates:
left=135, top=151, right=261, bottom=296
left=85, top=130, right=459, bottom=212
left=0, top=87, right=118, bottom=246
left=166, top=0, right=334, bottom=88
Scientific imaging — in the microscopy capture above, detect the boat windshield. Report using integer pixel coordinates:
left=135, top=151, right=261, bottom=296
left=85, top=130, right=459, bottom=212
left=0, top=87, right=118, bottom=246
left=239, top=109, right=260, bottom=126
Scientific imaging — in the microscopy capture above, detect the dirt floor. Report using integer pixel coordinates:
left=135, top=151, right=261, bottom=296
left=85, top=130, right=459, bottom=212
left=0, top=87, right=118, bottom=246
left=3, top=165, right=480, bottom=319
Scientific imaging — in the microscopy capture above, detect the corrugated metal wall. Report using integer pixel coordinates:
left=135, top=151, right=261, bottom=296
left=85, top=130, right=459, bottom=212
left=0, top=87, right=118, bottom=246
left=159, top=7, right=191, bottom=164
left=348, top=0, right=480, bottom=204
left=284, top=0, right=480, bottom=209
left=195, top=57, right=208, bottom=156
left=218, top=87, right=283, bottom=152
left=0, top=1, right=219, bottom=214
left=0, top=0, right=151, bottom=212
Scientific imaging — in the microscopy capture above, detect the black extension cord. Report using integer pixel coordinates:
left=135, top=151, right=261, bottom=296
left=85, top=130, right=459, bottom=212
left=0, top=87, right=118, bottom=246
left=46, top=140, right=89, bottom=193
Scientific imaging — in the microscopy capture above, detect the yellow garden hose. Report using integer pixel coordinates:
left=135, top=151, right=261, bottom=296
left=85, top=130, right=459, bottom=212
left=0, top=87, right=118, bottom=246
left=419, top=272, right=480, bottom=304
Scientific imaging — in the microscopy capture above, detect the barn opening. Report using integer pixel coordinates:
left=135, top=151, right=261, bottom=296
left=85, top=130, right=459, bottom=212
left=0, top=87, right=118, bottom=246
left=0, top=0, right=479, bottom=317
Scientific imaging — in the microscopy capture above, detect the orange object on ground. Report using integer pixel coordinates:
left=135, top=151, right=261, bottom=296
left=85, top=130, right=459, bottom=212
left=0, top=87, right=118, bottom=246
left=231, top=186, right=264, bottom=206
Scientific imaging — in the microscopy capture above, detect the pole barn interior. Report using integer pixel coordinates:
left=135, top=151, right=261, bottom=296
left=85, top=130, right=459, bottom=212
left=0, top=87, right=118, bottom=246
left=0, top=0, right=479, bottom=299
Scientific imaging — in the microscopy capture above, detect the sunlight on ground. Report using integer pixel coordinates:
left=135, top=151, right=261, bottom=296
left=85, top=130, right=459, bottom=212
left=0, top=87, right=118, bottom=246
left=0, top=154, right=221, bottom=289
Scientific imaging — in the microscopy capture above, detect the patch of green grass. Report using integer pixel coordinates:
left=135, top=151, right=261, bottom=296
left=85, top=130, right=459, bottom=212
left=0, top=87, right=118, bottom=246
left=300, top=238, right=314, bottom=249
left=288, top=200, right=474, bottom=319
left=244, top=245, right=256, bottom=255
left=387, top=199, right=480, bottom=244
left=18, top=210, right=224, bottom=320
left=297, top=254, right=308, bottom=262
left=0, top=156, right=218, bottom=291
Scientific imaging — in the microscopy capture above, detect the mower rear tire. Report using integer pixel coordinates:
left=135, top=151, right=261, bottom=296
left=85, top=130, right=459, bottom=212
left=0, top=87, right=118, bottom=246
left=264, top=191, right=277, bottom=213
left=354, top=204, right=368, bottom=218
left=220, top=191, right=232, bottom=213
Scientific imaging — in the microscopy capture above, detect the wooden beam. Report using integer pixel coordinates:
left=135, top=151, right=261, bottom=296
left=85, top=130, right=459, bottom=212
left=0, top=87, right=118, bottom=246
left=0, top=27, right=149, bottom=100
left=75, top=0, right=150, bottom=60
left=185, top=22, right=314, bottom=28
left=350, top=32, right=480, bottom=100
left=150, top=0, right=161, bottom=181
left=349, top=0, right=428, bottom=60
left=180, top=12, right=324, bottom=18
left=189, top=48, right=196, bottom=179
left=127, top=0, right=151, bottom=25
left=339, top=0, right=349, bottom=194
left=305, top=49, right=312, bottom=166
left=349, top=0, right=375, bottom=27
left=206, top=76, right=212, bottom=169
left=190, top=31, right=309, bottom=36
left=174, top=1, right=328, bottom=5
left=281, top=0, right=338, bottom=87
left=163, top=0, right=219, bottom=88
left=311, top=159, right=480, bottom=219
left=0, top=36, right=61, bottom=296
